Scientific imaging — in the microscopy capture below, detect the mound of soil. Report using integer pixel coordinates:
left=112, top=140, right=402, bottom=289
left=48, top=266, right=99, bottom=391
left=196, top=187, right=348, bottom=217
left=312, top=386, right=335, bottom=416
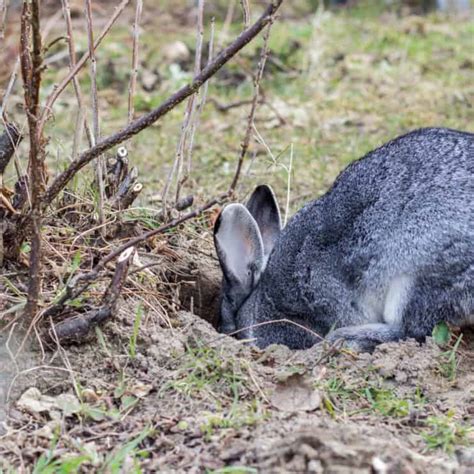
left=1, top=300, right=473, bottom=472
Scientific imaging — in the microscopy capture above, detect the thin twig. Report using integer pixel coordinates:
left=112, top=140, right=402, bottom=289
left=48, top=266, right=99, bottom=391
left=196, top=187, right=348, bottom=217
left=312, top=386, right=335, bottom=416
left=284, top=143, right=293, bottom=226
left=84, top=0, right=105, bottom=233
left=162, top=96, right=194, bottom=212
left=61, top=0, right=93, bottom=147
left=127, top=0, right=143, bottom=124
left=71, top=107, right=85, bottom=161
left=174, top=0, right=206, bottom=204
left=0, top=0, right=7, bottom=42
left=185, top=15, right=215, bottom=180
left=1, top=9, right=62, bottom=118
left=43, top=0, right=284, bottom=208
left=84, top=0, right=99, bottom=142
left=37, top=0, right=131, bottom=138
left=228, top=318, right=324, bottom=342
left=0, top=58, right=20, bottom=118
left=240, top=0, right=250, bottom=28
left=228, top=20, right=273, bottom=194
left=217, top=0, right=236, bottom=50
left=186, top=0, right=205, bottom=174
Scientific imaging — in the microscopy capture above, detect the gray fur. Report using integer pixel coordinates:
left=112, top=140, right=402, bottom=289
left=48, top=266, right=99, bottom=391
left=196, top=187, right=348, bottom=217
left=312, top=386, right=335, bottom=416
left=214, top=128, right=474, bottom=351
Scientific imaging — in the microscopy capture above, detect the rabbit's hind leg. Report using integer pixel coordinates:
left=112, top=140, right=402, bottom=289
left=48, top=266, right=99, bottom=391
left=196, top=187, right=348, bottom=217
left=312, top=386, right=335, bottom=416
left=401, top=280, right=474, bottom=342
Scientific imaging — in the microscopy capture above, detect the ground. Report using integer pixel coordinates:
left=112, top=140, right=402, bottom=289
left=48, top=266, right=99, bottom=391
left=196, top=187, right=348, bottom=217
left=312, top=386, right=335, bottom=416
left=0, top=1, right=473, bottom=472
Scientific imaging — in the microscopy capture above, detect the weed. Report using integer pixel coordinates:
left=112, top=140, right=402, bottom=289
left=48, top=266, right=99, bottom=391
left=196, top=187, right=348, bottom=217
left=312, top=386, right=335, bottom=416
left=207, top=467, right=258, bottom=474
left=321, top=375, right=425, bottom=418
left=432, top=321, right=451, bottom=346
left=200, top=399, right=266, bottom=441
left=33, top=454, right=91, bottom=474
left=422, top=410, right=472, bottom=453
left=52, top=250, right=84, bottom=305
left=129, top=302, right=144, bottom=359
left=102, top=428, right=152, bottom=474
left=163, top=345, right=245, bottom=398
left=33, top=433, right=90, bottom=474
left=436, top=334, right=463, bottom=382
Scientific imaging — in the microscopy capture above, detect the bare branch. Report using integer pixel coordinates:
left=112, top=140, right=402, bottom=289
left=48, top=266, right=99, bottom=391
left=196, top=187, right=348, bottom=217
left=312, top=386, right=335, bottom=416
left=49, top=247, right=135, bottom=343
left=0, top=122, right=22, bottom=178
left=217, top=0, right=236, bottom=50
left=84, top=0, right=99, bottom=142
left=0, top=58, right=20, bottom=117
left=0, top=0, right=7, bottom=42
left=84, top=0, right=105, bottom=232
left=229, top=20, right=273, bottom=194
left=182, top=13, right=215, bottom=193
left=1, top=10, right=62, bottom=118
left=197, top=17, right=215, bottom=121
left=161, top=90, right=193, bottom=212
left=37, top=0, right=130, bottom=138
left=185, top=0, right=205, bottom=175
left=163, top=0, right=205, bottom=210
left=42, top=0, right=284, bottom=208
left=20, top=0, right=46, bottom=320
left=128, top=0, right=143, bottom=124
left=71, top=107, right=85, bottom=161
left=174, top=13, right=216, bottom=208
left=240, top=0, right=251, bottom=28
left=61, top=0, right=93, bottom=147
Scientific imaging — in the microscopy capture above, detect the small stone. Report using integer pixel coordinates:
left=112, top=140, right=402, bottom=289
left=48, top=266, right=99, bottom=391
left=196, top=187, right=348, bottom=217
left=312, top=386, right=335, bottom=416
left=457, top=447, right=474, bottom=467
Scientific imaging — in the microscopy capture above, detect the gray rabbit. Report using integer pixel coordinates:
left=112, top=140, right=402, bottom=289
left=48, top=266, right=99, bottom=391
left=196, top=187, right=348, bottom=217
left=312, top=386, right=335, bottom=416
left=214, top=128, right=474, bottom=352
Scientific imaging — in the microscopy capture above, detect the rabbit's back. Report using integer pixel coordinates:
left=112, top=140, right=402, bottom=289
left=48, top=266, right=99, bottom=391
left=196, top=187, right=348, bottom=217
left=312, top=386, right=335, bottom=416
left=264, top=128, right=473, bottom=329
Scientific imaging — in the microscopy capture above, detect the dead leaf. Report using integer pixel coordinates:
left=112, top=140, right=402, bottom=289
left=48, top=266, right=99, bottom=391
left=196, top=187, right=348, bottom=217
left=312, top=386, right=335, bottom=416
left=17, top=387, right=80, bottom=417
left=271, top=373, right=321, bottom=412
left=129, top=382, right=153, bottom=398
left=81, top=388, right=100, bottom=403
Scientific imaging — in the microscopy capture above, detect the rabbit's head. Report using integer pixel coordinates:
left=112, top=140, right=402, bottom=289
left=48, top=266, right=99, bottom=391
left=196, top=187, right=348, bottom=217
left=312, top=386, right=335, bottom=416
left=213, top=185, right=282, bottom=335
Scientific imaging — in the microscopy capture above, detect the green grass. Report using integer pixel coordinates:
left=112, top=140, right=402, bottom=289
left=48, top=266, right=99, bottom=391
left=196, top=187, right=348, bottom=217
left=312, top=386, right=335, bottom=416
left=320, top=370, right=472, bottom=453
left=102, top=428, right=152, bottom=473
left=129, top=302, right=144, bottom=359
left=162, top=344, right=268, bottom=440
left=199, top=398, right=266, bottom=441
left=25, top=1, right=472, bottom=217
left=32, top=427, right=152, bottom=473
left=422, top=410, right=472, bottom=453
left=436, top=334, right=464, bottom=382
left=163, top=344, right=245, bottom=398
left=32, top=432, right=90, bottom=474
left=321, top=374, right=426, bottom=418
left=207, top=467, right=258, bottom=474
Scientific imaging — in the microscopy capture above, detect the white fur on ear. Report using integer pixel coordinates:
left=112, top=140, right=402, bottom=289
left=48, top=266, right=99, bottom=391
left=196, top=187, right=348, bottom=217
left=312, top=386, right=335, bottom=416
left=214, top=203, right=264, bottom=288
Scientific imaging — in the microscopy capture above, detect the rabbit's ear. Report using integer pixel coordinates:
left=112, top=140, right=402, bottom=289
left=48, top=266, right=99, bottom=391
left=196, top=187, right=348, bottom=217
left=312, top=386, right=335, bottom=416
left=246, top=185, right=282, bottom=257
left=214, top=203, right=264, bottom=291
